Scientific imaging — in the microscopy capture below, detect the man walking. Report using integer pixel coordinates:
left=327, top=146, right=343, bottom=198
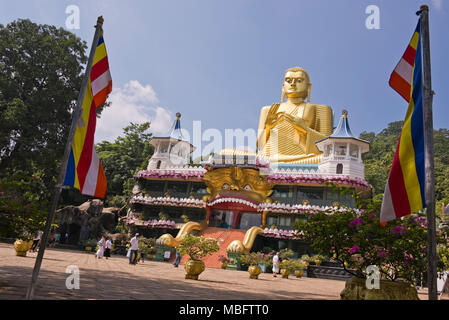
left=272, top=252, right=280, bottom=277
left=129, top=233, right=140, bottom=265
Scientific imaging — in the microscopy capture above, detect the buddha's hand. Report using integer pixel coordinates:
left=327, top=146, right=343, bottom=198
left=265, top=104, right=280, bottom=126
left=270, top=112, right=308, bottom=132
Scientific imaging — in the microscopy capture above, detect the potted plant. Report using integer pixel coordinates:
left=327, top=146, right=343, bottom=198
left=299, top=203, right=449, bottom=300
left=301, top=254, right=311, bottom=267
left=14, top=232, right=34, bottom=256
left=218, top=255, right=230, bottom=269
left=178, top=234, right=220, bottom=280
left=279, top=259, right=295, bottom=279
left=240, top=252, right=266, bottom=279
left=181, top=214, right=190, bottom=223
left=293, top=260, right=306, bottom=278
left=311, top=254, right=325, bottom=266
left=279, top=248, right=294, bottom=260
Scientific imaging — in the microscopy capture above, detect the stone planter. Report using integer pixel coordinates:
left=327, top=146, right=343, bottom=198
left=294, top=270, right=304, bottom=278
left=184, top=259, right=205, bottom=280
left=340, top=277, right=419, bottom=300
left=14, top=239, right=33, bottom=256
left=248, top=265, right=262, bottom=279
left=280, top=268, right=291, bottom=279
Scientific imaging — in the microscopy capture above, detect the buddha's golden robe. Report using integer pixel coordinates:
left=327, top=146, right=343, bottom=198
left=257, top=102, right=333, bottom=163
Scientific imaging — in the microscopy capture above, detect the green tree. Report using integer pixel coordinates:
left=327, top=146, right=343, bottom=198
left=0, top=19, right=89, bottom=201
left=360, top=122, right=449, bottom=215
left=96, top=122, right=154, bottom=207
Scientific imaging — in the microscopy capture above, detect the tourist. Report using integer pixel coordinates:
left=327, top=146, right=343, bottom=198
left=96, top=236, right=105, bottom=259
left=48, top=233, right=56, bottom=248
left=272, top=252, right=280, bottom=277
left=30, top=230, right=43, bottom=252
left=140, top=242, right=146, bottom=264
left=104, top=237, right=112, bottom=259
left=129, top=233, right=140, bottom=265
left=173, top=246, right=181, bottom=267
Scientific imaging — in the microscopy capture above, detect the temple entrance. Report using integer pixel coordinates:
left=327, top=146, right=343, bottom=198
left=238, top=212, right=261, bottom=230
left=209, top=210, right=234, bottom=228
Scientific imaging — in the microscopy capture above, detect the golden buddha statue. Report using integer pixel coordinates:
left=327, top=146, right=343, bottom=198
left=256, top=67, right=333, bottom=163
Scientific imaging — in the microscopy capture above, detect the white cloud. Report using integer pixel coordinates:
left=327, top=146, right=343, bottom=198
left=95, top=80, right=173, bottom=143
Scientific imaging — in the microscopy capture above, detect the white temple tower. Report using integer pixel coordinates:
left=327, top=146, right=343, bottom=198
left=315, top=110, right=370, bottom=179
left=147, top=113, right=195, bottom=170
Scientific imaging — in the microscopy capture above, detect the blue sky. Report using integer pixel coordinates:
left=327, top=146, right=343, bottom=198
left=1, top=0, right=448, bottom=152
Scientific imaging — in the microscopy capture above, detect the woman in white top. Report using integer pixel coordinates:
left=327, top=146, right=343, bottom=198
left=96, top=236, right=105, bottom=259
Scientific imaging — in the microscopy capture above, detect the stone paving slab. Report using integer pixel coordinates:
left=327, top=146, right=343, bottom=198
left=0, top=243, right=434, bottom=300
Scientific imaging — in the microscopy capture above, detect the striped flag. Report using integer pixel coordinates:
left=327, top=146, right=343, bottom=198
left=63, top=34, right=112, bottom=198
left=389, top=22, right=420, bottom=102
left=380, top=21, right=425, bottom=222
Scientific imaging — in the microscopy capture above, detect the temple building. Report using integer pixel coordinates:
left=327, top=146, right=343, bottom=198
left=124, top=67, right=372, bottom=269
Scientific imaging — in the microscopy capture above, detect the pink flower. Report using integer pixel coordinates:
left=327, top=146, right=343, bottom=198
left=348, top=245, right=360, bottom=254
left=349, top=218, right=364, bottom=228
left=391, top=225, right=407, bottom=236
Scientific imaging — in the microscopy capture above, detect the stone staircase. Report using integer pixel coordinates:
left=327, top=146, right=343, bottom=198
left=177, top=227, right=247, bottom=268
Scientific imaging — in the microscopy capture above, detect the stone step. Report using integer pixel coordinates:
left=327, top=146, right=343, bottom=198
left=179, top=227, right=246, bottom=268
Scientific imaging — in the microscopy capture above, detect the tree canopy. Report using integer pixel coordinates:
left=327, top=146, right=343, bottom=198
left=0, top=19, right=88, bottom=201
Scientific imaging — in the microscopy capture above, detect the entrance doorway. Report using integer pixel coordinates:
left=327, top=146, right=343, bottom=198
left=209, top=210, right=234, bottom=228
left=238, top=212, right=261, bottom=230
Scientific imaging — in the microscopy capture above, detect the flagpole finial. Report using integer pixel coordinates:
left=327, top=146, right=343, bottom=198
left=420, top=5, right=429, bottom=11
left=96, top=16, right=104, bottom=26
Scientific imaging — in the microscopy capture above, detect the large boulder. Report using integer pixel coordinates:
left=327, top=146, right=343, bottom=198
left=57, top=200, right=120, bottom=245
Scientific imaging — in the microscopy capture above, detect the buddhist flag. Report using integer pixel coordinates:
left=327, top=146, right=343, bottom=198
left=63, top=34, right=112, bottom=198
left=380, top=21, right=425, bottom=222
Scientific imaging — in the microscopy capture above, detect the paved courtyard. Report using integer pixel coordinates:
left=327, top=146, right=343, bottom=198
left=0, top=242, right=431, bottom=300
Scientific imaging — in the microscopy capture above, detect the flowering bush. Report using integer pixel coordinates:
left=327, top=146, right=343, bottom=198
left=298, top=205, right=449, bottom=284
left=279, top=248, right=294, bottom=260
left=240, top=252, right=267, bottom=266
left=279, top=259, right=296, bottom=270
left=178, top=235, right=219, bottom=261
left=240, top=252, right=274, bottom=267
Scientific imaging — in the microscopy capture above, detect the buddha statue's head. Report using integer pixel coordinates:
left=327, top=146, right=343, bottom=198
left=281, top=67, right=311, bottom=102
